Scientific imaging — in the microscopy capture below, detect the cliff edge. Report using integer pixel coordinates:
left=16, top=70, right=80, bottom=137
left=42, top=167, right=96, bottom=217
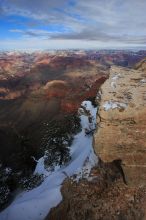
left=94, top=65, right=146, bottom=186
left=45, top=65, right=146, bottom=220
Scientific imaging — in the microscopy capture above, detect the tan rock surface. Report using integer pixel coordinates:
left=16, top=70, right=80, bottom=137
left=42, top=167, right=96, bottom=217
left=94, top=65, right=146, bottom=186
left=46, top=164, right=146, bottom=220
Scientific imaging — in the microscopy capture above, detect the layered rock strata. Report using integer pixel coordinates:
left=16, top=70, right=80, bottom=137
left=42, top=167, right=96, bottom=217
left=94, top=65, right=146, bottom=186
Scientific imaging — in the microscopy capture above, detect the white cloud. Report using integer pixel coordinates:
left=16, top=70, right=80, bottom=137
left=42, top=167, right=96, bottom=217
left=0, top=37, right=145, bottom=51
left=1, top=0, right=146, bottom=49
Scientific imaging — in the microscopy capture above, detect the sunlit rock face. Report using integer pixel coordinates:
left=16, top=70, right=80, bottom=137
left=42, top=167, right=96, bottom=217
left=94, top=65, right=146, bottom=186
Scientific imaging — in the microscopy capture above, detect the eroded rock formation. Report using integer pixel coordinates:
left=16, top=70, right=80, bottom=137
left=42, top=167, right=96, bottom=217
left=94, top=65, right=146, bottom=186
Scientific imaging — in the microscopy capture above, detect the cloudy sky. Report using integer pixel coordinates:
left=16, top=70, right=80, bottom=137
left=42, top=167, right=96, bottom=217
left=0, top=0, right=146, bottom=50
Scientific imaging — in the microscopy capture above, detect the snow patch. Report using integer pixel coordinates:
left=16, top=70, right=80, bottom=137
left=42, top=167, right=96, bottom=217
left=112, top=73, right=121, bottom=81
left=111, top=73, right=121, bottom=89
left=103, top=100, right=127, bottom=111
left=71, top=147, right=97, bottom=183
left=5, top=168, right=12, bottom=175
left=140, top=79, right=146, bottom=83
left=34, top=156, right=50, bottom=176
left=111, top=81, right=116, bottom=89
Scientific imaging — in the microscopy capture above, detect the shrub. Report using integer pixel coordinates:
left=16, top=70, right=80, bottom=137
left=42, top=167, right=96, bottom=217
left=19, top=174, right=44, bottom=191
left=0, top=185, right=10, bottom=207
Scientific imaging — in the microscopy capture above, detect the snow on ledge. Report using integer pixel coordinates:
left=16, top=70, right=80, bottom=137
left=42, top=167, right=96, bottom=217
left=140, top=79, right=146, bottom=83
left=103, top=100, right=127, bottom=111
left=111, top=81, right=116, bottom=89
left=112, top=73, right=121, bottom=81
left=111, top=73, right=121, bottom=90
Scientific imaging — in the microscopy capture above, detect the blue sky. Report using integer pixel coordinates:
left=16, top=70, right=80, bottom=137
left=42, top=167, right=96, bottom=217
left=0, top=0, right=146, bottom=50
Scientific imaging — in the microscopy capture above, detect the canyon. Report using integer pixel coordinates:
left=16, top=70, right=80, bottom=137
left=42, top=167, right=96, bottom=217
left=1, top=50, right=146, bottom=219
left=0, top=50, right=108, bottom=210
left=46, top=56, right=146, bottom=220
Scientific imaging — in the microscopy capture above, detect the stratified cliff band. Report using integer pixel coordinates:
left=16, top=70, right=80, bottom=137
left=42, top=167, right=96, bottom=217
left=94, top=65, right=146, bottom=186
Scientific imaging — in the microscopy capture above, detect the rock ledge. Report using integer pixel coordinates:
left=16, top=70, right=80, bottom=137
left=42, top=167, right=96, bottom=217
left=94, top=65, right=146, bottom=186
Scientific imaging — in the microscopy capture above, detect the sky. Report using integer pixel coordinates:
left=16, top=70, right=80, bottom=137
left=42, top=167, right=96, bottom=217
left=0, top=0, right=146, bottom=50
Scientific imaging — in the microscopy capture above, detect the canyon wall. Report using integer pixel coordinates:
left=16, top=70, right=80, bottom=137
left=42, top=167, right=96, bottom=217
left=94, top=65, right=146, bottom=186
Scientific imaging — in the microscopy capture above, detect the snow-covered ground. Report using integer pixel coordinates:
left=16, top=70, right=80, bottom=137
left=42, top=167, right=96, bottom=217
left=0, top=101, right=98, bottom=220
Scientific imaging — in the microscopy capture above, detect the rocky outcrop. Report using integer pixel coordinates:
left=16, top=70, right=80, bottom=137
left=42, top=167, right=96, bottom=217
left=135, top=58, right=146, bottom=72
left=46, top=164, right=146, bottom=220
left=94, top=65, right=146, bottom=186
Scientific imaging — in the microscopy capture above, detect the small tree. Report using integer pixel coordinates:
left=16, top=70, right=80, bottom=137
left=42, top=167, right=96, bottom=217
left=42, top=114, right=81, bottom=169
